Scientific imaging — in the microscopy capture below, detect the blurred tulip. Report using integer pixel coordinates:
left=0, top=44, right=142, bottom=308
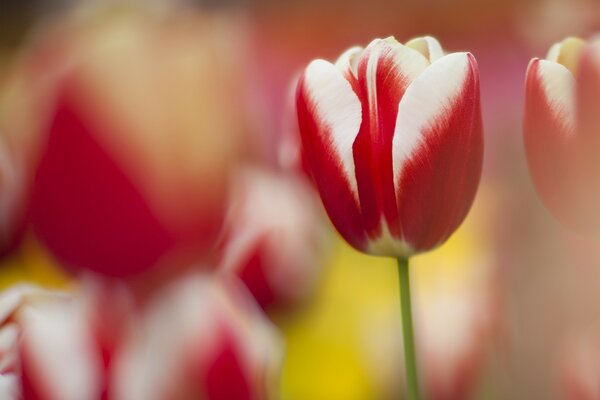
left=524, top=36, right=600, bottom=232
left=559, top=331, right=600, bottom=400
left=17, top=280, right=133, bottom=400
left=219, top=167, right=329, bottom=312
left=19, top=295, right=104, bottom=400
left=296, top=36, right=483, bottom=258
left=13, top=5, right=245, bottom=279
left=112, top=272, right=283, bottom=400
left=414, top=267, right=495, bottom=400
left=17, top=272, right=282, bottom=400
left=0, top=285, right=68, bottom=400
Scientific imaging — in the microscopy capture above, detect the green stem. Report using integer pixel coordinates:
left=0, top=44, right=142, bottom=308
left=397, top=257, right=420, bottom=400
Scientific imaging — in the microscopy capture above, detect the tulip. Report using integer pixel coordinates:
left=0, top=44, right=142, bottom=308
left=219, top=167, right=329, bottom=312
left=16, top=272, right=282, bottom=400
left=13, top=281, right=132, bottom=400
left=296, top=36, right=482, bottom=257
left=16, top=6, right=244, bottom=279
left=296, top=36, right=483, bottom=399
left=524, top=36, right=600, bottom=231
left=112, top=272, right=283, bottom=400
left=413, top=269, right=495, bottom=400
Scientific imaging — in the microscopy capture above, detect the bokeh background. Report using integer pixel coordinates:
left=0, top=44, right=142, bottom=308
left=2, top=0, right=600, bottom=399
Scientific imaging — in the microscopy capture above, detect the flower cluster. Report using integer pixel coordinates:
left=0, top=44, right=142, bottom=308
left=0, top=4, right=328, bottom=399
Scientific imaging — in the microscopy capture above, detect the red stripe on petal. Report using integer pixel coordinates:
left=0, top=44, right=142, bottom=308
left=20, top=342, right=47, bottom=400
left=397, top=54, right=483, bottom=252
left=204, top=330, right=252, bottom=400
left=236, top=236, right=278, bottom=311
left=296, top=71, right=366, bottom=250
left=31, top=88, right=175, bottom=278
left=353, top=40, right=428, bottom=242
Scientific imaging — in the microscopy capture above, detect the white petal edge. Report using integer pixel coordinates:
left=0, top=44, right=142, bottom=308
left=392, top=52, right=472, bottom=188
left=303, top=60, right=362, bottom=202
left=0, top=374, right=19, bottom=400
left=535, top=59, right=576, bottom=133
left=20, top=303, right=102, bottom=400
left=335, top=46, right=363, bottom=78
left=406, top=36, right=445, bottom=63
left=546, top=37, right=585, bottom=75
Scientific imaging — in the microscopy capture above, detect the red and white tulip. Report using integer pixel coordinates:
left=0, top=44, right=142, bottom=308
left=15, top=273, right=282, bottom=400
left=14, top=6, right=245, bottom=278
left=112, top=272, right=283, bottom=400
left=524, top=36, right=600, bottom=231
left=219, top=167, right=329, bottom=311
left=296, top=36, right=483, bottom=257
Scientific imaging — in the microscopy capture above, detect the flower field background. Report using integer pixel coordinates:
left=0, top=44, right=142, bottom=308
left=1, top=0, right=600, bottom=399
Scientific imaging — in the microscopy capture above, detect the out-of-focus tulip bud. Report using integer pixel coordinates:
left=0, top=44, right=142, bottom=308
left=296, top=36, right=483, bottom=258
left=559, top=331, right=600, bottom=400
left=414, top=268, right=495, bottom=400
left=219, top=167, right=329, bottom=312
left=524, top=36, right=600, bottom=232
left=0, top=137, right=27, bottom=259
left=360, top=263, right=495, bottom=400
left=14, top=5, right=244, bottom=279
left=17, top=281, right=137, bottom=400
left=112, top=272, right=283, bottom=400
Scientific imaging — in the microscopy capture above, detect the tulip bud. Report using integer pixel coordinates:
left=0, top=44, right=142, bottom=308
left=17, top=281, right=136, bottom=400
left=15, top=272, right=283, bottom=400
left=296, top=36, right=483, bottom=258
left=414, top=270, right=494, bottom=400
left=112, top=272, right=283, bottom=400
left=524, top=36, right=600, bottom=232
left=219, top=167, right=329, bottom=312
left=17, top=5, right=245, bottom=278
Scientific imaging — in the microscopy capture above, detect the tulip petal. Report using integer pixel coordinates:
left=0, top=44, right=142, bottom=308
left=352, top=39, right=429, bottom=245
left=546, top=37, right=585, bottom=75
left=31, top=88, right=175, bottom=277
left=297, top=60, right=365, bottom=249
left=576, top=42, right=600, bottom=159
left=393, top=52, right=483, bottom=252
left=523, top=58, right=585, bottom=228
left=406, top=36, right=444, bottom=63
left=20, top=303, right=102, bottom=400
left=335, top=46, right=362, bottom=83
